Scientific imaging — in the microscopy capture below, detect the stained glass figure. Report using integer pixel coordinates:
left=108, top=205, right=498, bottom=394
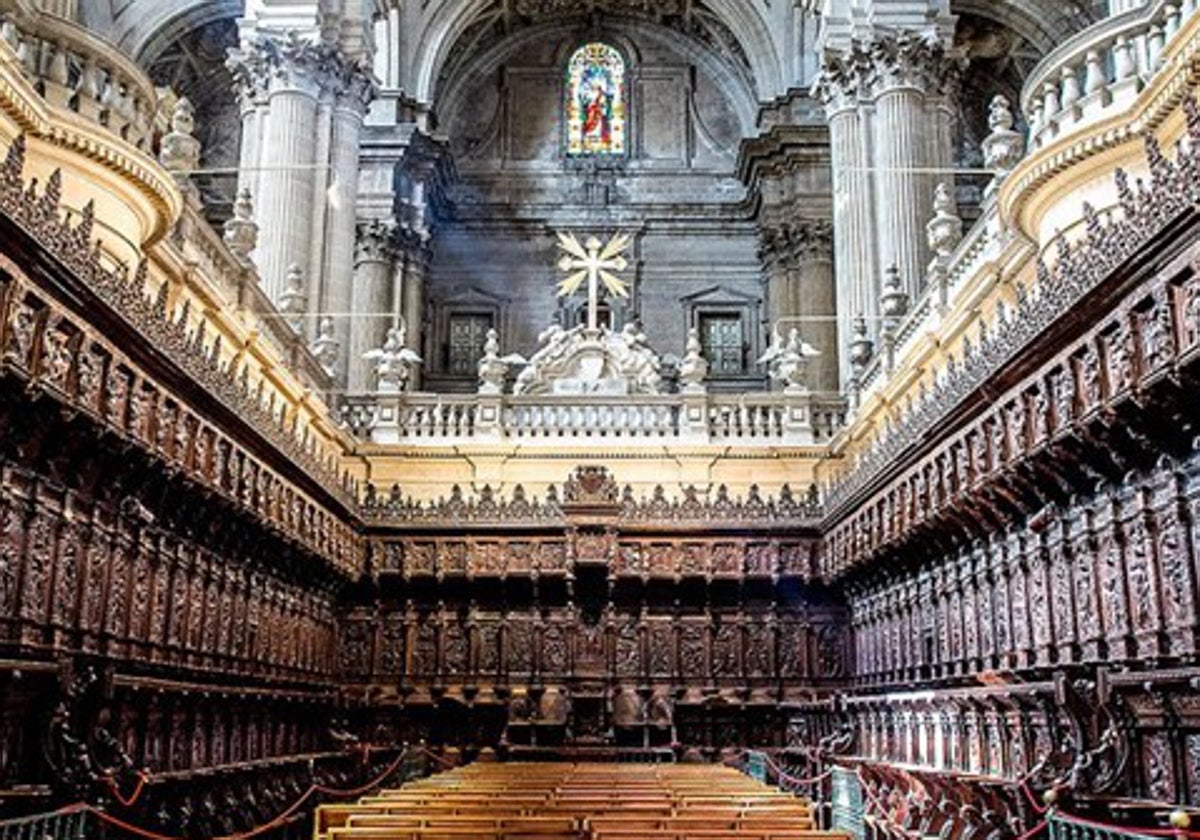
left=566, top=43, right=627, bottom=157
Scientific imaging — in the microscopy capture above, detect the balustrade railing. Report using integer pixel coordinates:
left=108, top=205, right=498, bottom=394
left=344, top=390, right=845, bottom=447
left=1048, top=812, right=1168, bottom=840
left=1023, top=0, right=1198, bottom=149
left=0, top=805, right=90, bottom=840
left=0, top=5, right=162, bottom=152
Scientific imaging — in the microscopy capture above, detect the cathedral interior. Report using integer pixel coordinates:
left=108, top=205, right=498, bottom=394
left=1, top=0, right=1200, bottom=837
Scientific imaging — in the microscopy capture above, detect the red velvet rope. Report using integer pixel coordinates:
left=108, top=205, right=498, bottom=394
left=107, top=771, right=149, bottom=808
left=60, top=746, right=417, bottom=840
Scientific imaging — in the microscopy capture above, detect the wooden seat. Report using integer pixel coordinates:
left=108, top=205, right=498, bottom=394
left=314, top=762, right=846, bottom=840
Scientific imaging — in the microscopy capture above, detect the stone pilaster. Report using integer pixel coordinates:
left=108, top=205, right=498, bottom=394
left=792, top=220, right=838, bottom=394
left=397, top=232, right=430, bottom=391
left=348, top=221, right=395, bottom=394
left=759, top=219, right=837, bottom=394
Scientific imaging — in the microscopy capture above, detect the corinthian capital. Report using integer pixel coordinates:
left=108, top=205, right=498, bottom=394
left=355, top=220, right=396, bottom=266
left=790, top=218, right=834, bottom=263
left=227, top=31, right=377, bottom=103
left=813, top=30, right=964, bottom=107
left=869, top=32, right=964, bottom=98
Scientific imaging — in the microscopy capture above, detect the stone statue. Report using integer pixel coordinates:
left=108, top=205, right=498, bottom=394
left=364, top=323, right=423, bottom=393
left=759, top=325, right=819, bottom=392
left=477, top=328, right=526, bottom=395
left=616, top=322, right=662, bottom=393
left=678, top=327, right=708, bottom=393
left=513, top=322, right=663, bottom=396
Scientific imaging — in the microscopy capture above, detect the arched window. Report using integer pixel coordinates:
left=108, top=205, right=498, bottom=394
left=565, top=43, right=627, bottom=157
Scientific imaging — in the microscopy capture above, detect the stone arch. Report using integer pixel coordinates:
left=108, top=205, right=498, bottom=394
left=411, top=0, right=782, bottom=107
left=105, top=0, right=244, bottom=65
left=952, top=0, right=1102, bottom=54
left=435, top=17, right=759, bottom=150
left=128, top=0, right=245, bottom=224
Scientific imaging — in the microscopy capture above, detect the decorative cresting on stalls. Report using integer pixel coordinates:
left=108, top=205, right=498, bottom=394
left=799, top=101, right=1200, bottom=820
left=343, top=465, right=847, bottom=754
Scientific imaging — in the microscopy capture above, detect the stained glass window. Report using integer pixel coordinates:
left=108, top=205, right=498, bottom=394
left=566, top=43, right=627, bottom=157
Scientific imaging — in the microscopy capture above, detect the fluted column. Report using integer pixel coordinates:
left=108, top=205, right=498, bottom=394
left=229, top=37, right=326, bottom=306
left=348, top=222, right=395, bottom=393
left=401, top=241, right=429, bottom=390
left=822, top=93, right=876, bottom=388
left=870, top=35, right=961, bottom=301
left=322, top=71, right=374, bottom=383
left=815, top=30, right=960, bottom=383
left=873, top=86, right=928, bottom=300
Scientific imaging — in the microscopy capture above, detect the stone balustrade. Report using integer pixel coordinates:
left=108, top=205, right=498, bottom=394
left=1022, top=0, right=1198, bottom=150
left=343, top=391, right=845, bottom=447
left=172, top=200, right=334, bottom=399
left=0, top=6, right=162, bottom=152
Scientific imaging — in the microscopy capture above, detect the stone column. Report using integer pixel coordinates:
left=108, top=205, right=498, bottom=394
left=793, top=220, right=838, bottom=394
left=759, top=224, right=792, bottom=330
left=873, top=84, right=928, bottom=299
left=322, top=69, right=374, bottom=384
left=237, top=37, right=324, bottom=306
left=348, top=221, right=395, bottom=393
left=816, top=80, right=877, bottom=388
left=870, top=34, right=961, bottom=301
left=399, top=234, right=429, bottom=391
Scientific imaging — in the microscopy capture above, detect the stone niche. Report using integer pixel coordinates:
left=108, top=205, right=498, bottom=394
left=426, top=20, right=769, bottom=388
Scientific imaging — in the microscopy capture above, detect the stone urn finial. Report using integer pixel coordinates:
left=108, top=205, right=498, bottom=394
left=981, top=94, right=1025, bottom=191
left=159, top=96, right=202, bottom=179
left=848, top=315, right=874, bottom=372
left=880, top=264, right=911, bottom=327
left=223, top=188, right=258, bottom=264
left=926, top=182, right=963, bottom=260
left=277, top=264, right=308, bottom=335
left=478, top=327, right=521, bottom=395
left=678, top=327, right=708, bottom=393
left=310, top=315, right=339, bottom=376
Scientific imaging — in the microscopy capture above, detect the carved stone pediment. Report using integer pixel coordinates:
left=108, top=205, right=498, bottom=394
left=513, top=324, right=662, bottom=395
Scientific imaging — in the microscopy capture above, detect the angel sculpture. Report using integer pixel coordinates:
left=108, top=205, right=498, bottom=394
left=364, top=323, right=423, bottom=393
left=758, top=325, right=819, bottom=391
